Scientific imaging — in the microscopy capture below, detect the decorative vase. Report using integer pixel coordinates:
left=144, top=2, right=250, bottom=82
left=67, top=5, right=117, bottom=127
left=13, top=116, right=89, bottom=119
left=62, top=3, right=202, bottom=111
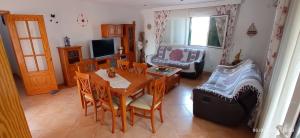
left=64, top=36, right=71, bottom=47
left=106, top=68, right=116, bottom=78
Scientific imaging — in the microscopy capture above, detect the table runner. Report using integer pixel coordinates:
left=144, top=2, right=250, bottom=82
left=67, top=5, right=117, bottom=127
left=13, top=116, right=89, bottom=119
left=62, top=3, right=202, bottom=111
left=95, top=69, right=131, bottom=89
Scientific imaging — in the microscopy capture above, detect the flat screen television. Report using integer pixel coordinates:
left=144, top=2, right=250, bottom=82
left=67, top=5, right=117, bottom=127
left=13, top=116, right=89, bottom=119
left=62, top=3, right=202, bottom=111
left=90, top=39, right=115, bottom=58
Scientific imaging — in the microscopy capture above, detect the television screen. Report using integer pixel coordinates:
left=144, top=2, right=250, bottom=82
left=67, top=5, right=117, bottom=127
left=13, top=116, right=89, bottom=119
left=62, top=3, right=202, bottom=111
left=91, top=39, right=115, bottom=58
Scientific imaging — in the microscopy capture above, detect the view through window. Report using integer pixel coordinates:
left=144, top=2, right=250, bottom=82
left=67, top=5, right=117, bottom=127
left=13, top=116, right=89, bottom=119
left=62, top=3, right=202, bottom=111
left=189, top=17, right=210, bottom=46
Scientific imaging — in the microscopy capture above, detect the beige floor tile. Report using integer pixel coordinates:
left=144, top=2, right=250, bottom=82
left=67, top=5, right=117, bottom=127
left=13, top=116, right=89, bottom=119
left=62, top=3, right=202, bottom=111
left=15, top=74, right=254, bottom=138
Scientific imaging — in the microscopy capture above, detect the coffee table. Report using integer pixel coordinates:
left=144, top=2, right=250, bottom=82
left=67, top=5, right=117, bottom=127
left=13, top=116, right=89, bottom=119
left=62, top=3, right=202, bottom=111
left=147, top=66, right=182, bottom=92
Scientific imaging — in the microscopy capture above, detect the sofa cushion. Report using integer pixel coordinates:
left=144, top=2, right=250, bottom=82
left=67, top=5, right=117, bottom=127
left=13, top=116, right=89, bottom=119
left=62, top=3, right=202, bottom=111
left=165, top=47, right=189, bottom=62
left=187, top=50, right=202, bottom=62
left=169, top=49, right=184, bottom=61
left=151, top=56, right=192, bottom=69
left=156, top=46, right=167, bottom=59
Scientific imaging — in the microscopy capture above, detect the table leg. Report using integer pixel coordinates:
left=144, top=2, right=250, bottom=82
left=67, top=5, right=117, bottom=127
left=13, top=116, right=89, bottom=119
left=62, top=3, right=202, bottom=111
left=120, top=95, right=127, bottom=132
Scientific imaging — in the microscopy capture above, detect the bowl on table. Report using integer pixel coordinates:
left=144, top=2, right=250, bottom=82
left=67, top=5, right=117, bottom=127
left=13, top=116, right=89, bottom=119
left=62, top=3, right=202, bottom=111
left=106, top=68, right=116, bottom=78
left=156, top=66, right=168, bottom=71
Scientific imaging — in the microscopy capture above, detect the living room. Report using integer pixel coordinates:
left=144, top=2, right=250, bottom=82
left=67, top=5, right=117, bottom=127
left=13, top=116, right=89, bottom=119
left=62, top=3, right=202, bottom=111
left=0, top=0, right=300, bottom=138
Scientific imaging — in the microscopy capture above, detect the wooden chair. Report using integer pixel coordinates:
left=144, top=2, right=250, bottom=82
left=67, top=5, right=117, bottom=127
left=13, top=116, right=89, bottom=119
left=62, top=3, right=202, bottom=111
left=132, top=62, right=147, bottom=75
left=75, top=71, right=99, bottom=120
left=76, top=59, right=98, bottom=73
left=130, top=62, right=148, bottom=99
left=76, top=71, right=122, bottom=133
left=116, top=59, right=130, bottom=71
left=91, top=75, right=119, bottom=133
left=129, top=76, right=166, bottom=133
left=76, top=59, right=98, bottom=109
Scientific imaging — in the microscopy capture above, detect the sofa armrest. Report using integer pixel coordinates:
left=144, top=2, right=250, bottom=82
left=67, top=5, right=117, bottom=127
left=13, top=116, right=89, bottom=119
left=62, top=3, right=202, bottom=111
left=145, top=54, right=156, bottom=66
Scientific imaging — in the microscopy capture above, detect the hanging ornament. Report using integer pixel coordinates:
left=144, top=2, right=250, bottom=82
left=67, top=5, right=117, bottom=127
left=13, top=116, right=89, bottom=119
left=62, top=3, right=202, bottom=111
left=76, top=13, right=88, bottom=27
left=247, top=23, right=258, bottom=36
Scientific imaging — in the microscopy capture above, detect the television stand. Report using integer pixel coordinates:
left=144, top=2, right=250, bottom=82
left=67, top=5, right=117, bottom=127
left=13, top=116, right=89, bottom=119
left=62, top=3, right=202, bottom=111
left=94, top=53, right=130, bottom=69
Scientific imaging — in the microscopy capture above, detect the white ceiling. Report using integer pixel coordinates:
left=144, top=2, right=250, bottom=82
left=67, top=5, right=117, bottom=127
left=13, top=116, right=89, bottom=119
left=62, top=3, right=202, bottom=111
left=87, top=0, right=222, bottom=8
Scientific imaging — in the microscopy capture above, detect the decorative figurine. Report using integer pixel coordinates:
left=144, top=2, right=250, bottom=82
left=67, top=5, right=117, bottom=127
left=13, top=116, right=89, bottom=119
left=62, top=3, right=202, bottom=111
left=64, top=36, right=71, bottom=47
left=232, top=49, right=242, bottom=65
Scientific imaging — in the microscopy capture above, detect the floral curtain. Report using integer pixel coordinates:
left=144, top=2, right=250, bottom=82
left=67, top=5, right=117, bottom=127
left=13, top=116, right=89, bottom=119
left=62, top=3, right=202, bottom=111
left=264, top=0, right=291, bottom=88
left=154, top=10, right=171, bottom=47
left=216, top=4, right=240, bottom=65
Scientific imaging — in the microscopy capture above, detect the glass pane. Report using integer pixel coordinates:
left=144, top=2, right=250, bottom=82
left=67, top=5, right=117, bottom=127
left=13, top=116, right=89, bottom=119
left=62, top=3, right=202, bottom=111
left=36, top=56, right=48, bottom=71
left=25, top=57, right=37, bottom=72
left=32, top=39, right=44, bottom=54
left=15, top=21, right=29, bottom=38
left=190, top=17, right=210, bottom=46
left=20, top=39, right=33, bottom=55
left=28, top=21, right=41, bottom=37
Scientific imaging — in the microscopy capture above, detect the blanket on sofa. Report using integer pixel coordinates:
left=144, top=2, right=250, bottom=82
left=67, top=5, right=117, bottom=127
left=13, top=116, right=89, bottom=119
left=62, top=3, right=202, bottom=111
left=151, top=46, right=204, bottom=69
left=198, top=60, right=263, bottom=127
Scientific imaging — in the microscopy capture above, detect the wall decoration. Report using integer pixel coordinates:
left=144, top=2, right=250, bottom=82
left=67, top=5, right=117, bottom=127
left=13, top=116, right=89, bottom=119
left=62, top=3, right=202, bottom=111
left=147, top=24, right=152, bottom=30
left=273, top=0, right=279, bottom=7
left=247, top=23, right=258, bottom=36
left=49, top=13, right=59, bottom=24
left=76, top=13, right=88, bottom=27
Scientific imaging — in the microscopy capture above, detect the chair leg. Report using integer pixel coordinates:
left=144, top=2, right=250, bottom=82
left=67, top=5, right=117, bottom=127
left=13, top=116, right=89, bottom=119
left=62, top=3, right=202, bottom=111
left=80, top=94, right=84, bottom=109
left=84, top=101, right=87, bottom=116
left=150, top=110, right=156, bottom=133
left=93, top=102, right=98, bottom=121
left=130, top=107, right=134, bottom=126
left=112, top=111, right=116, bottom=133
left=159, top=104, right=163, bottom=123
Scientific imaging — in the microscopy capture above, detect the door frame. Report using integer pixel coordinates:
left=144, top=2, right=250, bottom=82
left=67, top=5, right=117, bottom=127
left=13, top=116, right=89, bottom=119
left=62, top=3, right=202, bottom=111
left=0, top=27, right=31, bottom=137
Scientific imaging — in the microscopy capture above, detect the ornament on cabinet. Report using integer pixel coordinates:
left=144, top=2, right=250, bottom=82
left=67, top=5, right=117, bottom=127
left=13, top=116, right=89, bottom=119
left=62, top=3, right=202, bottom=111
left=64, top=36, right=71, bottom=47
left=247, top=23, right=257, bottom=37
left=76, top=13, right=88, bottom=27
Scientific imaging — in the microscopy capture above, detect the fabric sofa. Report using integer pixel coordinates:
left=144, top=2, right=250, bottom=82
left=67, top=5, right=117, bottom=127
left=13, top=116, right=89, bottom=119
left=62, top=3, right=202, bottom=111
left=146, top=46, right=206, bottom=79
left=193, top=60, right=263, bottom=126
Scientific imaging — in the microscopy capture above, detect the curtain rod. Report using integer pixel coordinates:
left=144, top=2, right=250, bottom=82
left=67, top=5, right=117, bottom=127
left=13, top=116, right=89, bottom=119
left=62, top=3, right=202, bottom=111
left=143, top=0, right=242, bottom=12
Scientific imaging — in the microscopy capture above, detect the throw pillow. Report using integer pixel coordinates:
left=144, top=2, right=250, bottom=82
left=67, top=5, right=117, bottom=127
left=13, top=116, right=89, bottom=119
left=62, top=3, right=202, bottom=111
left=169, top=49, right=183, bottom=61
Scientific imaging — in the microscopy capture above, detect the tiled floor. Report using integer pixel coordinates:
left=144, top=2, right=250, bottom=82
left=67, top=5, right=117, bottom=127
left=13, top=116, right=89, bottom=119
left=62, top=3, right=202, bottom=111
left=17, top=73, right=254, bottom=138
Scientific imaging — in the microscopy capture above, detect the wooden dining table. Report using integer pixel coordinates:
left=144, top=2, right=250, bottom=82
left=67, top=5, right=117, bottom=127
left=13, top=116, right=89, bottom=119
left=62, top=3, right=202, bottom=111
left=90, top=69, right=153, bottom=132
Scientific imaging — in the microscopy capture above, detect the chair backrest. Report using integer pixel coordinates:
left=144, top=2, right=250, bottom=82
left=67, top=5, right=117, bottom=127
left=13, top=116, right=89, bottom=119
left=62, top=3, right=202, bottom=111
left=151, top=76, right=166, bottom=107
left=75, top=71, right=94, bottom=99
left=91, top=76, right=115, bottom=110
left=76, top=59, right=97, bottom=73
left=117, top=60, right=130, bottom=71
left=132, top=62, right=147, bottom=75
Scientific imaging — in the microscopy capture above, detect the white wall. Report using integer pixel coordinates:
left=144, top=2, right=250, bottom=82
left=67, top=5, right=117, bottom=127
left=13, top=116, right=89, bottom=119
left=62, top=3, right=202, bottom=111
left=0, top=16, right=20, bottom=76
left=231, top=0, right=276, bottom=71
left=0, top=0, right=143, bottom=84
left=142, top=0, right=276, bottom=72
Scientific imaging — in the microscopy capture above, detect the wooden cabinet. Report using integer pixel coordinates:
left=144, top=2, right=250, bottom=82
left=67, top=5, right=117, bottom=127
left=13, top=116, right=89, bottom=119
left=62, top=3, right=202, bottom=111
left=57, top=46, right=82, bottom=87
left=101, top=24, right=123, bottom=37
left=100, top=22, right=136, bottom=62
left=122, top=22, right=136, bottom=62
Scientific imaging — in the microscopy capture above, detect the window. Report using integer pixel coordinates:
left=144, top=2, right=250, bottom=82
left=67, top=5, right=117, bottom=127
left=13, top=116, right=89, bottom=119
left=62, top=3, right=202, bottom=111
left=189, top=17, right=210, bottom=46
left=163, top=15, right=228, bottom=48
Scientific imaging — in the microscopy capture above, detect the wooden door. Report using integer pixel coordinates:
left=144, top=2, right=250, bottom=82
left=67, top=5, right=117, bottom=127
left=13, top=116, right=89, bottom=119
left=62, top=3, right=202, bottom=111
left=6, top=14, right=57, bottom=95
left=0, top=35, right=31, bottom=137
